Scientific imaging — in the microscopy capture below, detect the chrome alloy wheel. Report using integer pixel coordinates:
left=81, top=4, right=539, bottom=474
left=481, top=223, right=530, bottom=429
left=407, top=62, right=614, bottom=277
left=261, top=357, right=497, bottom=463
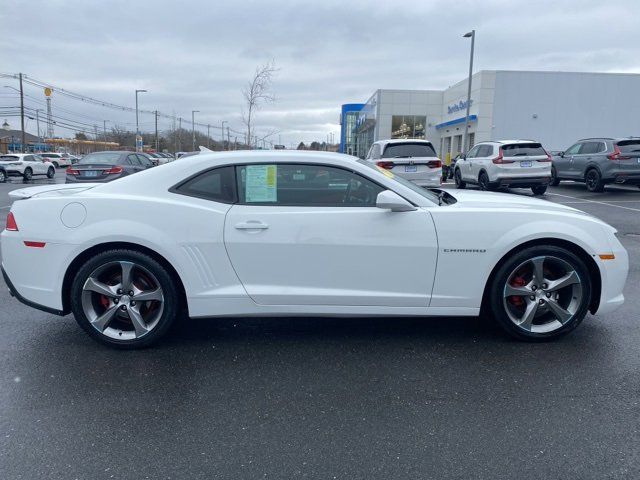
left=502, top=255, right=583, bottom=334
left=81, top=261, right=165, bottom=340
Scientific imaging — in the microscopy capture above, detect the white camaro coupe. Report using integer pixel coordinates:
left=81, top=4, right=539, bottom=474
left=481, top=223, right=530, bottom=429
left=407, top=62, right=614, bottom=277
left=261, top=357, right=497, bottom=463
left=1, top=151, right=628, bottom=348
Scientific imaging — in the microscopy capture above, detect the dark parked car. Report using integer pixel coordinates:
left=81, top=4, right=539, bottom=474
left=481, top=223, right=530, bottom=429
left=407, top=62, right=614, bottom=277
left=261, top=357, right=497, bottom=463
left=0, top=164, right=6, bottom=183
left=65, top=151, right=153, bottom=183
left=551, top=137, right=640, bottom=192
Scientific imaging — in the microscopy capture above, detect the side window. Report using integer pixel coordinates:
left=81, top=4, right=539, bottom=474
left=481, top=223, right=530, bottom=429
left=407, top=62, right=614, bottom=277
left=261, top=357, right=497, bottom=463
left=173, top=166, right=236, bottom=203
left=136, top=154, right=152, bottom=166
left=24, top=155, right=35, bottom=162
left=579, top=142, right=598, bottom=155
left=466, top=145, right=480, bottom=158
left=565, top=143, right=582, bottom=155
left=236, top=164, right=384, bottom=207
left=127, top=154, right=141, bottom=166
left=483, top=145, right=494, bottom=157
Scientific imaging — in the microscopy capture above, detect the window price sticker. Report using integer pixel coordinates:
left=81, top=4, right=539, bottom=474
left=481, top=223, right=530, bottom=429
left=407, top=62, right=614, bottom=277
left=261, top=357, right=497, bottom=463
left=246, top=165, right=277, bottom=202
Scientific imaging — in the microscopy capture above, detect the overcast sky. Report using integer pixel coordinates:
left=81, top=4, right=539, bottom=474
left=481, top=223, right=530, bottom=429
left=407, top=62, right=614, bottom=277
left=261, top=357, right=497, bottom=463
left=2, top=0, right=639, bottom=146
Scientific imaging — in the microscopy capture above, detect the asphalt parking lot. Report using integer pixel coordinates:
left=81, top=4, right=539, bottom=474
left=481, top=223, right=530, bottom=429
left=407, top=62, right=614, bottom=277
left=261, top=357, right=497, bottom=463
left=1, top=172, right=639, bottom=479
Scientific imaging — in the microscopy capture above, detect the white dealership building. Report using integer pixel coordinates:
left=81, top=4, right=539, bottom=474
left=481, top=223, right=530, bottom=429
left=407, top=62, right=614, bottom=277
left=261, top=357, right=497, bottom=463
left=351, top=70, right=640, bottom=160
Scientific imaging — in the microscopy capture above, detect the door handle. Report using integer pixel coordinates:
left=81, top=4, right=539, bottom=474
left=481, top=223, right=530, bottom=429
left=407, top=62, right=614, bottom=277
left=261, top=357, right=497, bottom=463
left=235, top=221, right=269, bottom=230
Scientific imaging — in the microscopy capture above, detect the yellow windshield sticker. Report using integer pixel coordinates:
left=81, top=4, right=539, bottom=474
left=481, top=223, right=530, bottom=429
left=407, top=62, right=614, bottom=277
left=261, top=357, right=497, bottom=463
left=376, top=166, right=395, bottom=178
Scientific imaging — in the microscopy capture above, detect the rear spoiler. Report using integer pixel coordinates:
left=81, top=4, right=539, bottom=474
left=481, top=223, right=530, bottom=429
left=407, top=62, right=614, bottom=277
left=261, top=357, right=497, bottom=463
left=8, top=183, right=100, bottom=200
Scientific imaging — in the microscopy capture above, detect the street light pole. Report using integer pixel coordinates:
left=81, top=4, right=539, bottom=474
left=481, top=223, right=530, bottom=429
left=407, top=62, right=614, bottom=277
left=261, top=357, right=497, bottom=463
left=155, top=110, right=159, bottom=152
left=462, top=30, right=475, bottom=155
left=35, top=109, right=41, bottom=144
left=207, top=124, right=211, bottom=148
left=221, top=121, right=227, bottom=150
left=103, top=120, right=108, bottom=147
left=191, top=110, right=199, bottom=151
left=135, top=89, right=147, bottom=151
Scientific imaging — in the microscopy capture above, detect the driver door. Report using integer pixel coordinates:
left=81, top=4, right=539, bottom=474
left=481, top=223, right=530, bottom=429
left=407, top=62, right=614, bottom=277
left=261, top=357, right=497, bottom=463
left=224, top=163, right=438, bottom=307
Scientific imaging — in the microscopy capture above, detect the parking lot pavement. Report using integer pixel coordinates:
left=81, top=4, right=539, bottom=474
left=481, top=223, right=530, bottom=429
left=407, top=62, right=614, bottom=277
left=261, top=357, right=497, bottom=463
left=1, top=178, right=639, bottom=479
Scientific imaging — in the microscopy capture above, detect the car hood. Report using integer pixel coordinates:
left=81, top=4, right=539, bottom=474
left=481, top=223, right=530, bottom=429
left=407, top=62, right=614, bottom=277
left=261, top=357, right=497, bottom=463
left=446, top=190, right=584, bottom=215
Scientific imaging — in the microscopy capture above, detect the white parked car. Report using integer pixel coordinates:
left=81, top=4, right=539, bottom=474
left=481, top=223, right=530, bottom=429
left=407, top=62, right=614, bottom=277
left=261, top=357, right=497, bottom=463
left=0, top=153, right=56, bottom=181
left=1, top=151, right=628, bottom=348
left=454, top=140, right=552, bottom=195
left=41, top=152, right=73, bottom=168
left=365, top=139, right=442, bottom=188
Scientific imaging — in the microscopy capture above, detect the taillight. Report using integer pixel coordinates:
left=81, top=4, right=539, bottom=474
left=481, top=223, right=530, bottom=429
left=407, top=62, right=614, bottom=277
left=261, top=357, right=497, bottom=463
left=607, top=144, right=631, bottom=161
left=66, top=167, right=79, bottom=175
left=376, top=161, right=395, bottom=170
left=492, top=149, right=515, bottom=164
left=539, top=149, right=552, bottom=162
left=427, top=160, right=442, bottom=168
left=6, top=212, right=18, bottom=231
left=103, top=166, right=123, bottom=175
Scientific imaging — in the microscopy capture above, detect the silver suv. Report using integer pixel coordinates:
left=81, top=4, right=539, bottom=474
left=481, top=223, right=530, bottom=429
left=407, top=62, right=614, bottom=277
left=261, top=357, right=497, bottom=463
left=551, top=137, right=640, bottom=192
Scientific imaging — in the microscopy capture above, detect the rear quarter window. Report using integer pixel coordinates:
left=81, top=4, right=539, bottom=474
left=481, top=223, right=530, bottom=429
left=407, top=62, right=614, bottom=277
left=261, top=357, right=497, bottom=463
left=172, top=166, right=237, bottom=203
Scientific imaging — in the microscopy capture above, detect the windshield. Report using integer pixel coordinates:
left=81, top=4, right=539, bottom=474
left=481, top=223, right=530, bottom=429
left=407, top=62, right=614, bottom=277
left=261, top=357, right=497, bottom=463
left=356, top=159, right=440, bottom=204
left=382, top=142, right=436, bottom=158
left=501, top=143, right=546, bottom=156
left=78, top=152, right=122, bottom=164
left=41, top=153, right=59, bottom=158
left=617, top=140, right=640, bottom=153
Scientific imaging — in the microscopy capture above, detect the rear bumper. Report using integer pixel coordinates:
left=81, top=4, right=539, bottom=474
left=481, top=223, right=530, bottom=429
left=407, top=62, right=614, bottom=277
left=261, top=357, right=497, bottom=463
left=494, top=176, right=551, bottom=188
left=396, top=168, right=442, bottom=188
left=1, top=265, right=66, bottom=316
left=610, top=174, right=640, bottom=185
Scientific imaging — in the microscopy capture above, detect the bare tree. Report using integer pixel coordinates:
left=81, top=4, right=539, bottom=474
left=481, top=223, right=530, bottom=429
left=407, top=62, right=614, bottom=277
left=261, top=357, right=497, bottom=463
left=242, top=61, right=278, bottom=149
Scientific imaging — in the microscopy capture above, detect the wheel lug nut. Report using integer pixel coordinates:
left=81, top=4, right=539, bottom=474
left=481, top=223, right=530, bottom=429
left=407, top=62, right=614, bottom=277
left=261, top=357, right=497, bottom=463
left=117, top=289, right=122, bottom=295
left=532, top=285, right=537, bottom=291
left=530, top=295, right=536, bottom=301
left=113, top=298, right=119, bottom=304
left=546, top=292, right=551, bottom=298
left=129, top=291, right=134, bottom=296
left=120, top=305, right=127, bottom=310
left=131, top=301, right=136, bottom=307
left=539, top=299, right=544, bottom=305
left=542, top=283, right=548, bottom=289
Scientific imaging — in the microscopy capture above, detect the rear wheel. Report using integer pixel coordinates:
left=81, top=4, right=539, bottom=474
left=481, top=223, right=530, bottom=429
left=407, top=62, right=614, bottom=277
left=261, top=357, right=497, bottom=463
left=0, top=169, right=5, bottom=183
left=454, top=168, right=466, bottom=189
left=489, top=246, right=591, bottom=341
left=53, top=161, right=60, bottom=168
left=585, top=168, right=605, bottom=192
left=550, top=166, right=560, bottom=186
left=478, top=171, right=492, bottom=191
left=23, top=167, right=32, bottom=181
left=70, top=249, right=180, bottom=348
left=531, top=185, right=547, bottom=195
left=47, top=167, right=55, bottom=179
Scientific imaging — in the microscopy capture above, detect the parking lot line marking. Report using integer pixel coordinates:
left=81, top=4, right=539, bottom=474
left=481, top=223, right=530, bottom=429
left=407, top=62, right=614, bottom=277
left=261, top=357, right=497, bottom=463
left=554, top=200, right=640, bottom=204
left=548, top=193, right=640, bottom=213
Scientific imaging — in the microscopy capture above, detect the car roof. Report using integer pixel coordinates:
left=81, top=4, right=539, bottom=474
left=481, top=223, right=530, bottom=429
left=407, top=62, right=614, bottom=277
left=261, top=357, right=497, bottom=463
left=1, top=153, right=32, bottom=158
left=374, top=139, right=434, bottom=146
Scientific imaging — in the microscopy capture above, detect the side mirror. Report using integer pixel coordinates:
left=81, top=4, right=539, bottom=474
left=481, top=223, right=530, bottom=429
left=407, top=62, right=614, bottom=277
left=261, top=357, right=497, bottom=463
left=376, top=190, right=416, bottom=212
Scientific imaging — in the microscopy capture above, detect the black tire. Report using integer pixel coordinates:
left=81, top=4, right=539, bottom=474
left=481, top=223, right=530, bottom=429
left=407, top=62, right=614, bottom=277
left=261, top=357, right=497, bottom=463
left=531, top=185, right=547, bottom=195
left=550, top=166, right=560, bottom=186
left=70, top=249, right=180, bottom=349
left=23, top=167, right=32, bottom=181
left=585, top=168, right=605, bottom=192
left=488, top=245, right=592, bottom=341
left=454, top=168, right=466, bottom=189
left=0, top=169, right=5, bottom=183
left=53, top=161, right=60, bottom=168
left=47, top=167, right=55, bottom=179
left=478, top=171, right=491, bottom=191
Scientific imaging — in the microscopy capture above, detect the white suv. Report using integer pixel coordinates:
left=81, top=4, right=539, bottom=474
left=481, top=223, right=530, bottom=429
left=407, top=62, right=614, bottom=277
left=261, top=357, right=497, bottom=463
left=40, top=152, right=73, bottom=168
left=0, top=153, right=56, bottom=180
left=454, top=140, right=552, bottom=195
left=365, top=139, right=442, bottom=188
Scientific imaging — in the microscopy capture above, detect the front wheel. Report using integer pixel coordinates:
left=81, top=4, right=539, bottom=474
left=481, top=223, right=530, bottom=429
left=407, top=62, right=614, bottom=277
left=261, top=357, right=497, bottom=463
left=70, top=249, right=180, bottom=348
left=489, top=246, right=592, bottom=341
left=53, top=161, right=60, bottom=168
left=531, top=185, right=547, bottom=195
left=478, top=171, right=493, bottom=191
left=23, top=167, right=32, bottom=181
left=0, top=169, right=5, bottom=183
left=47, top=167, right=55, bottom=179
left=454, top=168, right=466, bottom=189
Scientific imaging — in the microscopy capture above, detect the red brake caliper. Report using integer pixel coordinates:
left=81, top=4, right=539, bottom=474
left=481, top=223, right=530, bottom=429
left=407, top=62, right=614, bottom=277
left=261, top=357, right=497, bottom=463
left=508, top=276, right=526, bottom=306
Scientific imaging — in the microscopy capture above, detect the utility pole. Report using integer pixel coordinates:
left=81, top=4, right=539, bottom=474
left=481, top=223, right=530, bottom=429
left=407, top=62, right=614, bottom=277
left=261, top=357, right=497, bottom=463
left=103, top=120, right=108, bottom=146
left=462, top=30, right=475, bottom=155
left=221, top=121, right=227, bottom=150
left=207, top=124, right=210, bottom=148
left=135, top=89, right=147, bottom=152
left=93, top=125, right=99, bottom=152
left=19, top=73, right=25, bottom=153
left=191, top=110, right=199, bottom=151
left=35, top=109, right=41, bottom=145
left=178, top=117, right=182, bottom=152
left=227, top=127, right=230, bottom=150
left=154, top=110, right=159, bottom=152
